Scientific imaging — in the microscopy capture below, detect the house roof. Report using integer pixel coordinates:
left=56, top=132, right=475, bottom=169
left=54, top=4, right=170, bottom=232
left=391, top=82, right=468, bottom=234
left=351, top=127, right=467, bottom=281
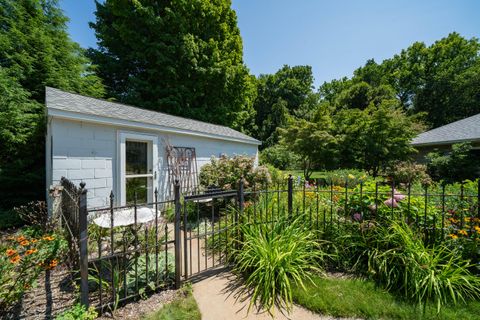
left=46, top=87, right=261, bottom=145
left=412, top=113, right=480, bottom=147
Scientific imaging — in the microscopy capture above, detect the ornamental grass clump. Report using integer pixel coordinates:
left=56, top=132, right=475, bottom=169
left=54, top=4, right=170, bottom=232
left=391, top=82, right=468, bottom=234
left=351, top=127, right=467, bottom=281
left=232, top=215, right=328, bottom=315
left=368, top=221, right=480, bottom=312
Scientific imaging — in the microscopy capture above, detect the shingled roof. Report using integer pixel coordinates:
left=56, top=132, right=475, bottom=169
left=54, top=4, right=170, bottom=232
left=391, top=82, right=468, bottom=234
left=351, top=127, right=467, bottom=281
left=412, top=113, right=480, bottom=147
left=46, top=87, right=260, bottom=145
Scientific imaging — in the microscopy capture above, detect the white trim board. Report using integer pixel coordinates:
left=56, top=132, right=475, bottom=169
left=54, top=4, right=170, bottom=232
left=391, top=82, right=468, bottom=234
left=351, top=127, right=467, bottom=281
left=118, top=131, right=159, bottom=205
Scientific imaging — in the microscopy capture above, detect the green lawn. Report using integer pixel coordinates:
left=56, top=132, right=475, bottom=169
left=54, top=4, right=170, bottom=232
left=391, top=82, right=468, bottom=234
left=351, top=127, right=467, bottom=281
left=285, top=169, right=367, bottom=180
left=292, top=275, right=480, bottom=320
left=142, top=286, right=201, bottom=320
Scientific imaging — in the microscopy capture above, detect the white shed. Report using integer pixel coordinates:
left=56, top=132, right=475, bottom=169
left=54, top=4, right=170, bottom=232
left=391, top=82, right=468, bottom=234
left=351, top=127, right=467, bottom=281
left=45, top=87, right=260, bottom=209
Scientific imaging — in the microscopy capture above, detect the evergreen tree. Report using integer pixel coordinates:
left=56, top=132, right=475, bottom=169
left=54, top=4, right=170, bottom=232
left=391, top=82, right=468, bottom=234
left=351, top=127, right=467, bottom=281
left=88, top=0, right=255, bottom=130
left=0, top=0, right=104, bottom=217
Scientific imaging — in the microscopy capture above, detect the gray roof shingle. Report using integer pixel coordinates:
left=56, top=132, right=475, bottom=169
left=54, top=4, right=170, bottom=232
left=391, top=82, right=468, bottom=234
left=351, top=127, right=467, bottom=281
left=412, top=113, right=480, bottom=146
left=46, top=87, right=260, bottom=145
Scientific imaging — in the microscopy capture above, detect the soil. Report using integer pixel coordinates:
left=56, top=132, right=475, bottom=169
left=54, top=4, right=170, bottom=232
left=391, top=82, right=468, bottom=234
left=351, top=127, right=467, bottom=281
left=96, top=289, right=177, bottom=320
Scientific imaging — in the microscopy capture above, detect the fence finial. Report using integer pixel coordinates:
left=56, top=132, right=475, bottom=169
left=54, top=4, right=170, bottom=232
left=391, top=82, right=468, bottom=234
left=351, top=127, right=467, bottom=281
left=109, top=190, right=114, bottom=200
left=79, top=181, right=86, bottom=189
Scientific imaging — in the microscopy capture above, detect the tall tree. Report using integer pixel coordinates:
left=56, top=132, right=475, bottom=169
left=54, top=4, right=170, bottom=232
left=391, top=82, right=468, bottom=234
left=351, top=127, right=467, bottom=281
left=0, top=0, right=104, bottom=215
left=414, top=33, right=480, bottom=127
left=253, top=65, right=318, bottom=147
left=279, top=109, right=338, bottom=180
left=88, top=0, right=255, bottom=130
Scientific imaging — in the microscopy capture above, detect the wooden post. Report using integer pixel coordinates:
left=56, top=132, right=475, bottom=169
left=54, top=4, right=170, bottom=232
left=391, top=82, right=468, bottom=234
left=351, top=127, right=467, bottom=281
left=174, top=180, right=182, bottom=289
left=78, top=182, right=89, bottom=308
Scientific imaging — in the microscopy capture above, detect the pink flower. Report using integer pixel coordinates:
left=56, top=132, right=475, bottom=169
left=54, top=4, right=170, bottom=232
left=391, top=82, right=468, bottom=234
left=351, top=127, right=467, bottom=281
left=384, top=198, right=398, bottom=208
left=393, top=193, right=405, bottom=201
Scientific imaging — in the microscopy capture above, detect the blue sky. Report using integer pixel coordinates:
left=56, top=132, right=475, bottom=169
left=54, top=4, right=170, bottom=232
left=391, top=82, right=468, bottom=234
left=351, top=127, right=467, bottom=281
left=60, top=0, right=480, bottom=87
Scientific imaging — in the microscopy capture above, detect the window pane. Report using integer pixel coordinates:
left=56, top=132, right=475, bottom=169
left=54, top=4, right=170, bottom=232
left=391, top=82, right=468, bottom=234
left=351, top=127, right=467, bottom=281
left=126, top=141, right=148, bottom=175
left=126, top=177, right=148, bottom=204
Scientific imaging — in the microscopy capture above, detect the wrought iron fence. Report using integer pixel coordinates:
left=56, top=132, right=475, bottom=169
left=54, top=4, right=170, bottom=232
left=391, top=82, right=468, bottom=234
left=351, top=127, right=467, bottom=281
left=60, top=175, right=480, bottom=314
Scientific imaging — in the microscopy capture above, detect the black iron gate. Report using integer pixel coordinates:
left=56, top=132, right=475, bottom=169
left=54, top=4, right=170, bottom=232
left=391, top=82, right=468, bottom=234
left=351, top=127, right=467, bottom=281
left=179, top=188, right=239, bottom=281
left=59, top=177, right=246, bottom=314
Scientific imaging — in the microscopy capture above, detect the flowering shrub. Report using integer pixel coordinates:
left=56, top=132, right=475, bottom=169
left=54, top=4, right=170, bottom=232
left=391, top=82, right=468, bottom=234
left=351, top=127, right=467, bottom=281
left=0, top=229, right=67, bottom=314
left=384, top=161, right=432, bottom=186
left=199, top=155, right=271, bottom=190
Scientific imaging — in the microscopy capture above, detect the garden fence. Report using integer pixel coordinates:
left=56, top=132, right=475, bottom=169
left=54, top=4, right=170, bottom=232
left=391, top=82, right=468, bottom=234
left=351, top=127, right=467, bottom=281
left=61, top=175, right=480, bottom=314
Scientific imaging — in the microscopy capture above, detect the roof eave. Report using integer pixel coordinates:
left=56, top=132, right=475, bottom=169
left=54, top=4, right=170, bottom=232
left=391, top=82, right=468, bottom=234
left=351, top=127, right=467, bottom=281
left=48, top=107, right=262, bottom=146
left=412, top=138, right=480, bottom=148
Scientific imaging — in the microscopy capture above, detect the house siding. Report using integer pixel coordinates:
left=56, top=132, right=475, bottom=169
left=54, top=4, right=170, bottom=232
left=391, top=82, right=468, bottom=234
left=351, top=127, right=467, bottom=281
left=48, top=118, right=258, bottom=209
left=51, top=119, right=116, bottom=208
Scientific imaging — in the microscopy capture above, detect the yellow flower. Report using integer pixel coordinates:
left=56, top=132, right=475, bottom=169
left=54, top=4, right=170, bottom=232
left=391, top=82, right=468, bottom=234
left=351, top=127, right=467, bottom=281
left=6, top=249, right=17, bottom=257
left=348, top=174, right=355, bottom=180
left=448, top=234, right=458, bottom=239
left=459, top=229, right=468, bottom=236
left=42, top=236, right=55, bottom=241
left=25, top=249, right=37, bottom=255
left=31, top=239, right=38, bottom=243
left=448, top=218, right=459, bottom=224
left=474, top=226, right=480, bottom=233
left=464, top=217, right=471, bottom=222
left=10, top=255, right=20, bottom=264
left=306, top=191, right=315, bottom=199
left=16, top=236, right=26, bottom=242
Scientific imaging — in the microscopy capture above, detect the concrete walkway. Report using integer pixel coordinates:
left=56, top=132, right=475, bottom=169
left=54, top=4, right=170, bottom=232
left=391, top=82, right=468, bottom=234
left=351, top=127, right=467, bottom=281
left=192, top=271, right=346, bottom=320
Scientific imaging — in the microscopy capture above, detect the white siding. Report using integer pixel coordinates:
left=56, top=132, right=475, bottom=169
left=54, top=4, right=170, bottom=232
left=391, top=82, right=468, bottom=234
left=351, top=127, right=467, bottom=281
left=50, top=119, right=116, bottom=209
left=48, top=118, right=258, bottom=210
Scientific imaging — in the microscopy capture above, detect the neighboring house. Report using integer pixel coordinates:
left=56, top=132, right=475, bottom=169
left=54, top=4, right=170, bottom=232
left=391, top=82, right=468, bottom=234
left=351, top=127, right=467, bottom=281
left=46, top=87, right=260, bottom=209
left=411, top=113, right=480, bottom=161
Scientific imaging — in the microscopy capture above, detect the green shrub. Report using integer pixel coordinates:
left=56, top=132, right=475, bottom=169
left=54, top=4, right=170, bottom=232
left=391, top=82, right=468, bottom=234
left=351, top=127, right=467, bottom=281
left=426, top=142, right=479, bottom=183
left=385, top=161, right=432, bottom=185
left=260, top=145, right=300, bottom=170
left=199, top=155, right=271, bottom=190
left=232, top=215, right=328, bottom=314
left=55, top=303, right=97, bottom=320
left=313, top=169, right=370, bottom=187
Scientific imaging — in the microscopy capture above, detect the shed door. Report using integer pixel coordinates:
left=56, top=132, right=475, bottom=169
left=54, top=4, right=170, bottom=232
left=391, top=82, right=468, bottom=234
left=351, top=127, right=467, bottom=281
left=119, top=133, right=158, bottom=205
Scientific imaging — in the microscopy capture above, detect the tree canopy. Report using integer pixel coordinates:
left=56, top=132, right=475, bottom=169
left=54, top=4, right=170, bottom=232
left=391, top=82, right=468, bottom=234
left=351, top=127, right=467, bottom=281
left=252, top=65, right=318, bottom=147
left=333, top=33, right=480, bottom=128
left=88, top=0, right=255, bottom=130
left=0, top=0, right=104, bottom=213
left=260, top=33, right=479, bottom=179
